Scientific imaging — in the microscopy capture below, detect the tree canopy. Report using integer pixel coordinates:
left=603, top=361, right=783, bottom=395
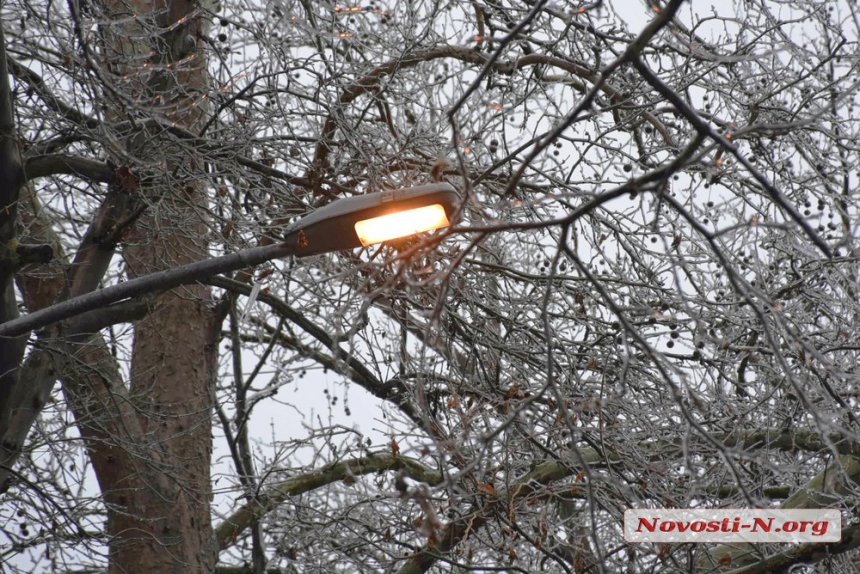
left=1, top=0, right=859, bottom=572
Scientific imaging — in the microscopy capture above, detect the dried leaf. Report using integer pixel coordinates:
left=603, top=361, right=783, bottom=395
left=477, top=483, right=496, bottom=495
left=257, top=267, right=274, bottom=280
left=115, top=166, right=139, bottom=192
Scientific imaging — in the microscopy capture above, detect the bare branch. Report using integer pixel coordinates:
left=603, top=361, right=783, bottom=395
left=701, top=456, right=860, bottom=570
left=215, top=453, right=442, bottom=550
left=24, top=155, right=116, bottom=185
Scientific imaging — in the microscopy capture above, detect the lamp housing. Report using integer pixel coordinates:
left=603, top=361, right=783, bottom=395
left=283, top=183, right=459, bottom=257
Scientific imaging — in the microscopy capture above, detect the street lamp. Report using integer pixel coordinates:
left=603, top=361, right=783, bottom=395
left=0, top=183, right=460, bottom=338
left=285, top=183, right=458, bottom=257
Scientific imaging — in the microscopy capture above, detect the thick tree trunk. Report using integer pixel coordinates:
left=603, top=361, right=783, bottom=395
left=95, top=0, right=218, bottom=571
left=114, top=211, right=216, bottom=574
left=0, top=17, right=29, bottom=481
left=13, top=172, right=218, bottom=573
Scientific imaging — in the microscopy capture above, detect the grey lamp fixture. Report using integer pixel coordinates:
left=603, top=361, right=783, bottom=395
left=0, top=183, right=460, bottom=338
left=284, top=183, right=459, bottom=257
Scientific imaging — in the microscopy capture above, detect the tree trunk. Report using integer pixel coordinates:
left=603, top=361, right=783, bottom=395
left=95, top=0, right=218, bottom=571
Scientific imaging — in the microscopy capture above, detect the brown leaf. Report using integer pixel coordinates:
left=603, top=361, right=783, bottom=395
left=477, top=483, right=496, bottom=495
left=257, top=267, right=274, bottom=280
left=115, top=166, right=139, bottom=192
left=390, top=438, right=400, bottom=456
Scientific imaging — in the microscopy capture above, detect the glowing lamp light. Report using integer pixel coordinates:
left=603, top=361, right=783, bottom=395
left=284, top=183, right=459, bottom=257
left=354, top=203, right=450, bottom=246
left=0, top=184, right=460, bottom=339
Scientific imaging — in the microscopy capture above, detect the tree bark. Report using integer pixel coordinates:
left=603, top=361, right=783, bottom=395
left=0, top=16, right=28, bottom=473
left=94, top=0, right=219, bottom=571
